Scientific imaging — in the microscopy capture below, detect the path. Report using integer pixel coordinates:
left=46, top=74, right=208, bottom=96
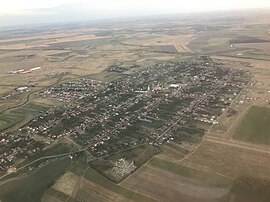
left=205, top=135, right=270, bottom=154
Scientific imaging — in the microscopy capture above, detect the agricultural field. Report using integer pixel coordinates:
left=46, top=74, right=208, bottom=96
left=0, top=158, right=71, bottom=202
left=0, top=102, right=49, bottom=132
left=1, top=9, right=270, bottom=202
left=234, top=106, right=270, bottom=144
left=0, top=21, right=196, bottom=133
left=121, top=157, right=232, bottom=202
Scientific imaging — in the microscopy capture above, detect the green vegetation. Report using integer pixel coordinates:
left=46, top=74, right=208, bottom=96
left=75, top=189, right=103, bottom=202
left=16, top=142, right=76, bottom=169
left=232, top=49, right=270, bottom=61
left=166, top=143, right=189, bottom=154
left=84, top=167, right=157, bottom=202
left=90, top=145, right=160, bottom=182
left=125, top=35, right=159, bottom=41
left=50, top=38, right=119, bottom=49
left=68, top=154, right=88, bottom=176
left=173, top=126, right=204, bottom=144
left=89, top=71, right=122, bottom=82
left=200, top=37, right=231, bottom=52
left=149, top=158, right=232, bottom=188
left=0, top=102, right=48, bottom=132
left=0, top=158, right=71, bottom=202
left=234, top=106, right=270, bottom=145
left=223, top=176, right=270, bottom=202
left=44, top=188, right=70, bottom=201
left=0, top=38, right=43, bottom=46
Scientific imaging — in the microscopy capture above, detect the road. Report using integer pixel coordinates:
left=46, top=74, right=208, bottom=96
left=0, top=142, right=147, bottom=182
left=155, top=69, right=235, bottom=142
left=0, top=66, right=249, bottom=182
left=205, top=135, right=270, bottom=154
left=0, top=149, right=85, bottom=180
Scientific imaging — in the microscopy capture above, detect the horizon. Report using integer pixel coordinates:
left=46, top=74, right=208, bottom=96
left=1, top=0, right=270, bottom=27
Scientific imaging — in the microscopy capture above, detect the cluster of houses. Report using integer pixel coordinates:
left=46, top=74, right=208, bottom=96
left=0, top=132, right=44, bottom=172
left=40, top=78, right=103, bottom=102
left=0, top=57, right=251, bottom=174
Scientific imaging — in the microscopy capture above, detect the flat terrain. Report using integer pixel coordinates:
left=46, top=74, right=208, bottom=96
left=182, top=138, right=270, bottom=179
left=1, top=9, right=270, bottom=202
left=122, top=163, right=228, bottom=202
left=0, top=22, right=194, bottom=132
left=234, top=106, right=270, bottom=144
left=0, top=158, right=71, bottom=202
left=120, top=10, right=270, bottom=202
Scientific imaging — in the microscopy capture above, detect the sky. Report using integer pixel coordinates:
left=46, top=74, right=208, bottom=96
left=1, top=0, right=270, bottom=27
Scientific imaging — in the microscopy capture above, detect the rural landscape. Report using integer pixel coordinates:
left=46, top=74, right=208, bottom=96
left=0, top=7, right=270, bottom=202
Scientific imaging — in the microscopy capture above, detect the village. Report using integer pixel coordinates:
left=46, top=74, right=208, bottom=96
left=0, top=56, right=251, bottom=175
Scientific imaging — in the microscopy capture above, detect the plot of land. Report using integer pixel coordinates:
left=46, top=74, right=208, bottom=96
left=182, top=139, right=270, bottom=179
left=121, top=161, right=229, bottom=202
left=235, top=42, right=270, bottom=56
left=84, top=167, right=157, bottom=202
left=52, top=171, right=79, bottom=197
left=0, top=34, right=108, bottom=50
left=0, top=158, right=71, bottom=202
left=126, top=35, right=193, bottom=53
left=234, top=106, right=270, bottom=145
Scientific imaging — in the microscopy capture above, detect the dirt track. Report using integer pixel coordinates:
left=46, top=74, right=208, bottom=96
left=205, top=136, right=270, bottom=154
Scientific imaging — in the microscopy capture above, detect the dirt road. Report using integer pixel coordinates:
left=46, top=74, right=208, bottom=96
left=205, top=135, right=270, bottom=154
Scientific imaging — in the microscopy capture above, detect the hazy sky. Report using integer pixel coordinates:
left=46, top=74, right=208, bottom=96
left=1, top=0, right=270, bottom=26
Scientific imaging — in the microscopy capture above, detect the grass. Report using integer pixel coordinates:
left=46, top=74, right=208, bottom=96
left=16, top=142, right=76, bottom=169
left=232, top=49, right=270, bottom=61
left=149, top=158, right=232, bottom=188
left=166, top=143, right=189, bottom=154
left=75, top=189, right=103, bottom=202
left=90, top=145, right=160, bottom=182
left=234, top=106, right=270, bottom=145
left=0, top=102, right=48, bottom=132
left=223, top=176, right=270, bottom=202
left=84, top=167, right=157, bottom=202
left=44, top=188, right=70, bottom=201
left=0, top=158, right=71, bottom=202
left=0, top=38, right=43, bottom=46
left=89, top=71, right=122, bottom=82
left=68, top=154, right=88, bottom=176
left=50, top=38, right=119, bottom=49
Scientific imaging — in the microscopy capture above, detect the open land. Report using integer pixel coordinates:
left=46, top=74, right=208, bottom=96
left=0, top=9, right=270, bottom=202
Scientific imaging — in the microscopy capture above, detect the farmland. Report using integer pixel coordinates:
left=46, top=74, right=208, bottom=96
left=0, top=158, right=71, bottom=202
left=234, top=106, right=270, bottom=144
left=0, top=9, right=270, bottom=202
left=121, top=159, right=230, bottom=202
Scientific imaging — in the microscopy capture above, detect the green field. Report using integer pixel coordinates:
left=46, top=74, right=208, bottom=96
left=44, top=188, right=70, bottom=201
left=89, top=70, right=122, bottom=82
left=50, top=38, right=119, bottom=49
left=68, top=154, right=88, bottom=176
left=234, top=106, right=270, bottom=144
left=0, top=102, right=48, bottom=132
left=75, top=189, right=103, bottom=202
left=0, top=158, right=71, bottom=202
left=149, top=158, right=232, bottom=188
left=223, top=176, right=270, bottom=202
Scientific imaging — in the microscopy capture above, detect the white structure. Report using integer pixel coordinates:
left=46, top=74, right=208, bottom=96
left=16, top=86, right=28, bottom=91
left=30, top=67, right=42, bottom=71
left=169, top=84, right=180, bottom=88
